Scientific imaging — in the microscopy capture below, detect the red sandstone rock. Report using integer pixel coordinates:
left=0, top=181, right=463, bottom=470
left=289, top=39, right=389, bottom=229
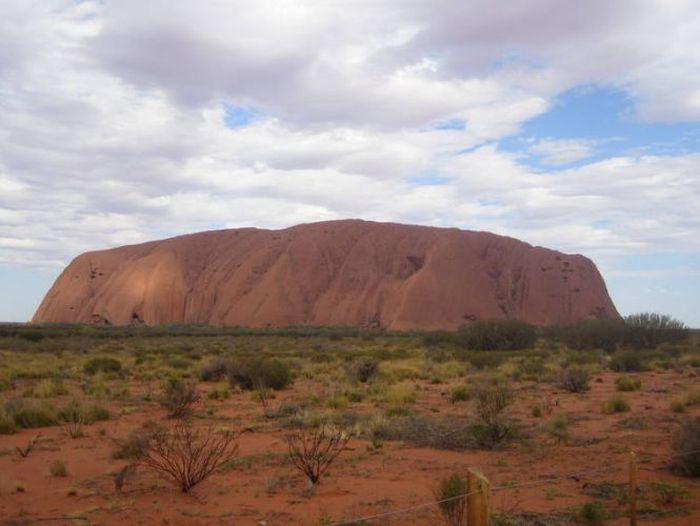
left=32, top=219, right=619, bottom=329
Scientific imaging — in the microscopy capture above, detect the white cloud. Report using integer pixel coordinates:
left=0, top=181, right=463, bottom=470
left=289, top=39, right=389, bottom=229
left=530, top=138, right=597, bottom=165
left=0, top=0, right=699, bottom=280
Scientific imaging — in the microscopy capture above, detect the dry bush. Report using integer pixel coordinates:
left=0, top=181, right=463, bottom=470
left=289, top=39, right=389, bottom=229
left=139, top=421, right=239, bottom=492
left=370, top=414, right=475, bottom=450
left=60, top=402, right=84, bottom=438
left=16, top=433, right=42, bottom=458
left=114, top=463, right=138, bottom=492
left=471, top=385, right=515, bottom=448
left=286, top=425, right=350, bottom=485
left=159, top=378, right=201, bottom=418
left=558, top=366, right=590, bottom=393
left=671, top=417, right=700, bottom=478
left=346, top=357, right=379, bottom=383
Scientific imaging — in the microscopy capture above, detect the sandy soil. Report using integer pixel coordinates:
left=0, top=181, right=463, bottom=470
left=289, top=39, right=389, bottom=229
left=1, top=369, right=699, bottom=525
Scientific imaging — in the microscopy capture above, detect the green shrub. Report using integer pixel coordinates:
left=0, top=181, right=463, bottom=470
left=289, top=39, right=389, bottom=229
left=112, top=424, right=158, bottom=460
left=207, top=383, right=230, bottom=400
left=50, top=460, right=68, bottom=477
left=466, top=352, right=509, bottom=370
left=548, top=414, right=570, bottom=444
left=671, top=418, right=700, bottom=477
left=558, top=366, right=590, bottom=393
left=450, top=385, right=470, bottom=403
left=623, top=312, right=689, bottom=349
left=83, top=357, right=122, bottom=375
left=422, top=331, right=458, bottom=347
left=200, top=358, right=233, bottom=382
left=0, top=373, right=15, bottom=392
left=58, top=400, right=110, bottom=424
left=670, top=400, right=686, bottom=413
left=557, top=319, right=625, bottom=351
left=577, top=501, right=606, bottom=525
left=615, top=376, right=641, bottom=392
left=531, top=406, right=543, bottom=418
left=30, top=378, right=69, bottom=398
left=5, top=400, right=58, bottom=428
left=516, top=356, right=547, bottom=379
left=346, top=357, right=379, bottom=383
left=385, top=384, right=417, bottom=406
left=457, top=320, right=537, bottom=351
left=327, top=393, right=349, bottom=409
left=649, top=482, right=690, bottom=506
left=0, top=407, right=17, bottom=434
left=603, top=396, right=630, bottom=414
left=346, top=389, right=365, bottom=403
left=685, top=391, right=700, bottom=407
left=370, top=414, right=475, bottom=450
left=433, top=472, right=467, bottom=526
left=610, top=350, right=648, bottom=372
left=471, top=385, right=515, bottom=448
left=228, top=358, right=292, bottom=390
left=159, top=378, right=200, bottom=418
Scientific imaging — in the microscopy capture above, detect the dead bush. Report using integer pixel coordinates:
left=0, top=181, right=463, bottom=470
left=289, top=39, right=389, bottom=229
left=140, top=421, right=239, bottom=492
left=16, top=433, right=42, bottom=458
left=286, top=425, right=350, bottom=485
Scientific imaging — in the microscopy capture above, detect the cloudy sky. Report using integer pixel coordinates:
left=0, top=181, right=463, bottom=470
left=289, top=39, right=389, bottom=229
left=1, top=0, right=699, bottom=326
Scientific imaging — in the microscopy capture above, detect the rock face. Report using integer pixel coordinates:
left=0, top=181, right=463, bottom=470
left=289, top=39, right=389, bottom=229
left=33, top=220, right=619, bottom=330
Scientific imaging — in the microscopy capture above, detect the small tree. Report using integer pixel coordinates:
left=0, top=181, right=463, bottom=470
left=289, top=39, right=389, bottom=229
left=624, top=313, right=689, bottom=348
left=287, top=425, right=350, bottom=485
left=140, top=421, right=239, bottom=492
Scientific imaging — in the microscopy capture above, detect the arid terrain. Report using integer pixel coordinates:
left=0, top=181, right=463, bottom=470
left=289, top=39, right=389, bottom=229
left=1, top=324, right=698, bottom=525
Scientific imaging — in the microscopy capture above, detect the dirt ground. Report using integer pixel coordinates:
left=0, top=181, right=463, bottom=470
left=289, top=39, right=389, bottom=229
left=1, top=369, right=699, bottom=525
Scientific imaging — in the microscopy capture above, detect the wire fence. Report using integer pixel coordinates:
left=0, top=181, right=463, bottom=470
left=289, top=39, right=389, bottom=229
left=329, top=447, right=700, bottom=526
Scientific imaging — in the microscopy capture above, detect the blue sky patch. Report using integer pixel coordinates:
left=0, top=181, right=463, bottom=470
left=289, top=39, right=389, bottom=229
left=499, top=85, right=700, bottom=170
left=223, top=104, right=262, bottom=128
left=432, top=118, right=466, bottom=131
left=407, top=171, right=452, bottom=186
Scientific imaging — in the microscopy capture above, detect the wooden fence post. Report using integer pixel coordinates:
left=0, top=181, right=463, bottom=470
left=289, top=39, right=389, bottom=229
left=629, top=451, right=638, bottom=526
left=467, top=468, right=490, bottom=526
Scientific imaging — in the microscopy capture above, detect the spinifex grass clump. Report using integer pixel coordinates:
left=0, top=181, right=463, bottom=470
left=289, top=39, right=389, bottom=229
left=548, top=414, right=570, bottom=444
left=615, top=376, right=641, bottom=392
left=83, top=357, right=123, bottom=375
left=4, top=400, right=58, bottom=429
left=433, top=472, right=468, bottom=526
left=603, top=396, right=630, bottom=414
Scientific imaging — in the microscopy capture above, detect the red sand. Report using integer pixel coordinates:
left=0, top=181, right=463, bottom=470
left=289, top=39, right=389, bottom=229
left=1, top=370, right=698, bottom=525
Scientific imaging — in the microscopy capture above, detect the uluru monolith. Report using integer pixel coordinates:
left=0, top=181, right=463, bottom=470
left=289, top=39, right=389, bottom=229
left=33, top=219, right=619, bottom=330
